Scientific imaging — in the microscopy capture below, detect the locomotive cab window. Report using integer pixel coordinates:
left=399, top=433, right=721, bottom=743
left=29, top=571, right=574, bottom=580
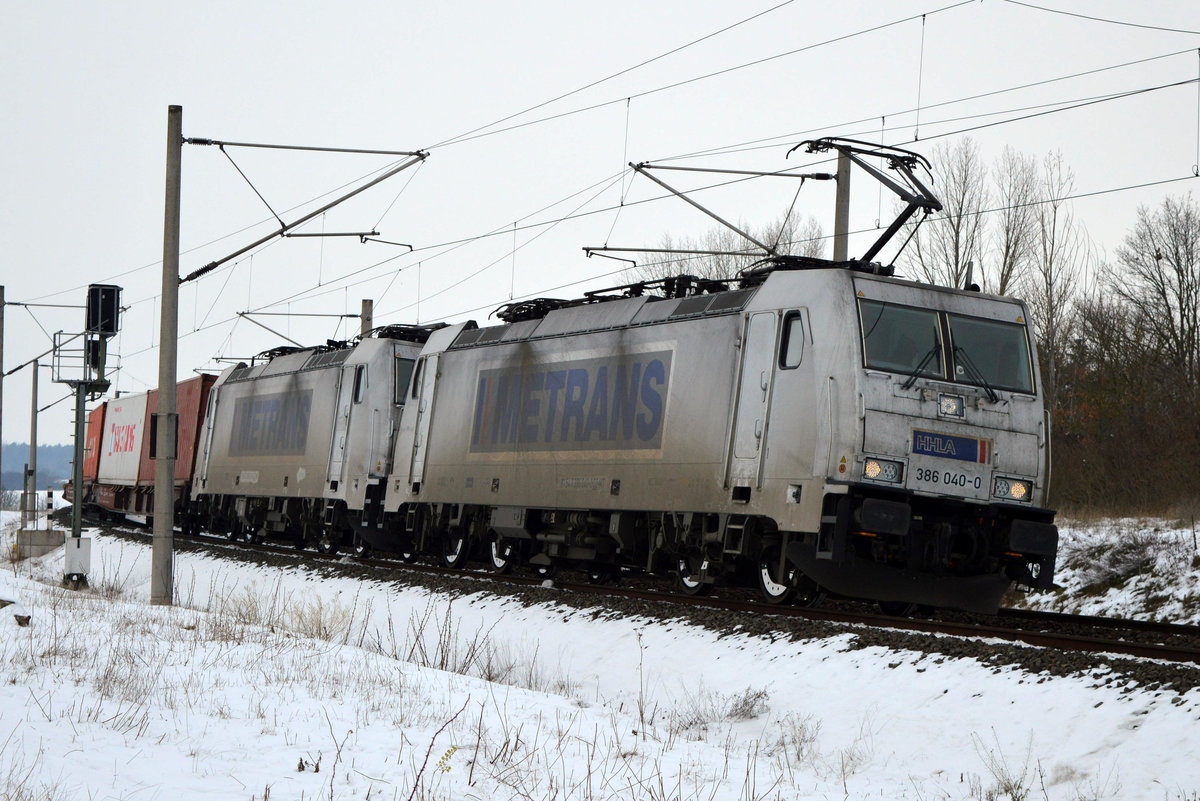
left=394, top=358, right=416, bottom=404
left=779, top=311, right=805, bottom=369
left=351, top=365, right=366, bottom=404
left=859, top=299, right=943, bottom=378
left=947, top=314, right=1034, bottom=394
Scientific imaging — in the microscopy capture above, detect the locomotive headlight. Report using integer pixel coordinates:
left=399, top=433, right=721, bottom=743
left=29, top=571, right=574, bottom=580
left=938, top=393, right=965, bottom=417
left=993, top=477, right=1032, bottom=501
left=864, top=458, right=903, bottom=483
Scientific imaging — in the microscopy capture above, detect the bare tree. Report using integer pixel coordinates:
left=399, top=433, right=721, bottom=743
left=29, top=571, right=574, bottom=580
left=786, top=214, right=827, bottom=260
left=629, top=211, right=825, bottom=283
left=988, top=146, right=1038, bottom=295
left=1111, top=193, right=1200, bottom=390
left=1021, top=151, right=1090, bottom=411
left=902, top=138, right=989, bottom=288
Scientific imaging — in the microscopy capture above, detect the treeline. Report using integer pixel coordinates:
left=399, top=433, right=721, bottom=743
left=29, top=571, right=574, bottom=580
left=1, top=443, right=74, bottom=491
left=1048, top=198, right=1200, bottom=514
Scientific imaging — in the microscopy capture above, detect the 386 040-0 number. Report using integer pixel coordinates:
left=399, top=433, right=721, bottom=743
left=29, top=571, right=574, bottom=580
left=913, top=467, right=983, bottom=489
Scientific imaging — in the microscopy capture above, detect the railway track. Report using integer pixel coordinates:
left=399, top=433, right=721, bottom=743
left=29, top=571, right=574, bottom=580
left=98, top=520, right=1200, bottom=667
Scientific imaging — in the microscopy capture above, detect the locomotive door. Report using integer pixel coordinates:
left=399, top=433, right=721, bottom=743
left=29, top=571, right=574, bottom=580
left=327, top=364, right=357, bottom=485
left=727, top=311, right=777, bottom=488
left=408, top=353, right=439, bottom=485
left=197, top=385, right=221, bottom=487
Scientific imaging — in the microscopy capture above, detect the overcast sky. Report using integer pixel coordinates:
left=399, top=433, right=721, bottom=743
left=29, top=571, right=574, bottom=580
left=3, top=0, right=1199, bottom=445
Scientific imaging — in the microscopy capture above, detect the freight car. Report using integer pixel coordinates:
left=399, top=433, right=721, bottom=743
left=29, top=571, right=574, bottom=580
left=76, top=374, right=216, bottom=522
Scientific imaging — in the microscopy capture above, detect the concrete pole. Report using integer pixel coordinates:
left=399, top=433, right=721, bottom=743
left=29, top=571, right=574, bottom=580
left=832, top=150, right=851, bottom=262
left=27, top=360, right=37, bottom=526
left=360, top=298, right=373, bottom=338
left=1, top=285, right=5, bottom=507
left=152, top=105, right=182, bottom=606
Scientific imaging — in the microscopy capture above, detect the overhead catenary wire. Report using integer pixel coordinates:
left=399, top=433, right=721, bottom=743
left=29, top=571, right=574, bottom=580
left=603, top=99, right=634, bottom=248
left=26, top=37, right=1190, bottom=306
left=25, top=156, right=415, bottom=302
left=26, top=1, right=1198, bottom=380
left=136, top=168, right=1196, bottom=369
left=1003, top=0, right=1200, bottom=36
left=379, top=172, right=1200, bottom=326
left=425, top=0, right=976, bottom=152
left=178, top=152, right=427, bottom=285
left=200, top=70, right=1200, bottom=323
left=658, top=47, right=1200, bottom=163
left=372, top=158, right=427, bottom=230
left=915, top=14, right=927, bottom=140
left=426, top=0, right=798, bottom=150
left=249, top=63, right=1200, bottom=316
left=244, top=73, right=1200, bottom=313
left=102, top=68, right=1197, bottom=359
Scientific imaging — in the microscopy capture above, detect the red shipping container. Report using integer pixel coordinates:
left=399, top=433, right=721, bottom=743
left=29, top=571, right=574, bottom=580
left=82, top=403, right=107, bottom=482
left=136, top=374, right=216, bottom=487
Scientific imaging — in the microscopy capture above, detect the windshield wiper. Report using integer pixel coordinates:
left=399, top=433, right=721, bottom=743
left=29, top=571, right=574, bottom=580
left=953, top=346, right=999, bottom=402
left=901, top=340, right=941, bottom=390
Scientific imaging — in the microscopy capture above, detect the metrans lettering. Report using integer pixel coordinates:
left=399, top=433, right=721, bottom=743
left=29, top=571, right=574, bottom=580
left=229, top=390, right=312, bottom=456
left=470, top=351, right=672, bottom=453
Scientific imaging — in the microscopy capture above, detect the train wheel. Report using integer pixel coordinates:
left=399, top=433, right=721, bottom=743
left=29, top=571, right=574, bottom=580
left=587, top=564, right=620, bottom=585
left=224, top=527, right=240, bottom=543
left=399, top=550, right=420, bottom=563
left=756, top=546, right=795, bottom=605
left=877, top=600, right=916, bottom=616
left=315, top=531, right=340, bottom=555
left=792, top=575, right=826, bottom=608
left=442, top=526, right=470, bottom=569
left=487, top=531, right=515, bottom=574
left=676, top=551, right=711, bottom=596
left=352, top=538, right=373, bottom=558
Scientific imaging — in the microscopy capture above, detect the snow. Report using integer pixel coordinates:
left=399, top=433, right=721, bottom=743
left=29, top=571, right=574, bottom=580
left=2, top=516, right=1198, bottom=800
left=1014, top=517, right=1200, bottom=625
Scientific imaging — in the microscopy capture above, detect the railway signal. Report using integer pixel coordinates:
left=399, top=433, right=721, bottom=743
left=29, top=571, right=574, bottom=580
left=52, top=283, right=121, bottom=589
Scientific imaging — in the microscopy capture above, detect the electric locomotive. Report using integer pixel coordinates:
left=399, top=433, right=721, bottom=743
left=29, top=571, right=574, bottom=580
left=360, top=262, right=1056, bottom=614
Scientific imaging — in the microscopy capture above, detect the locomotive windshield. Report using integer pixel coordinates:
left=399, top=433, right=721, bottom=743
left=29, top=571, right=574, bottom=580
left=946, top=313, right=1034, bottom=394
left=859, top=300, right=944, bottom=377
left=859, top=299, right=1034, bottom=394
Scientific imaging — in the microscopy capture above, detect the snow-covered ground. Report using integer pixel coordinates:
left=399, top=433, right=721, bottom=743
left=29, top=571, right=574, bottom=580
left=2, top=515, right=1198, bottom=800
left=1014, top=517, right=1200, bottom=625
